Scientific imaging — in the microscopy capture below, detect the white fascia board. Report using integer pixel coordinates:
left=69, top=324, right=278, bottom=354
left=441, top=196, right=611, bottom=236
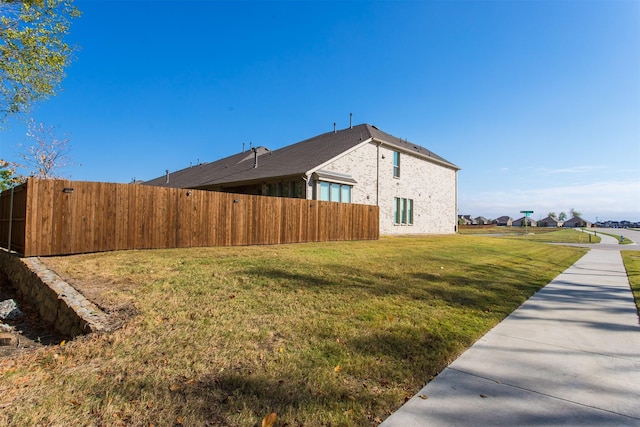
left=374, top=138, right=461, bottom=171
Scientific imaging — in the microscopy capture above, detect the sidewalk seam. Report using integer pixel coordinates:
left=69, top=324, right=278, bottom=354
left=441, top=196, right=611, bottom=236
left=448, top=366, right=640, bottom=422
left=489, top=332, right=640, bottom=363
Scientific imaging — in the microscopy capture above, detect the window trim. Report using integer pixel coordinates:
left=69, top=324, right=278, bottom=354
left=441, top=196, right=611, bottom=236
left=393, top=197, right=414, bottom=225
left=393, top=151, right=400, bottom=178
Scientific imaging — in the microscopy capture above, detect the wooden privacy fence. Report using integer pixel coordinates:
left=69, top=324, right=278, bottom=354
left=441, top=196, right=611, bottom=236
left=0, top=178, right=379, bottom=257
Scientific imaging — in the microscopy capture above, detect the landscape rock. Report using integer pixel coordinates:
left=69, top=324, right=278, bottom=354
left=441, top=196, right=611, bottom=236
left=0, top=299, right=23, bottom=320
left=0, top=322, right=13, bottom=332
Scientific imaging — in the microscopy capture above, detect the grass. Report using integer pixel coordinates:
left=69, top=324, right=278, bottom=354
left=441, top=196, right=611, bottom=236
left=0, top=236, right=587, bottom=426
left=461, top=227, right=601, bottom=244
left=622, top=251, right=640, bottom=317
left=596, top=231, right=634, bottom=244
left=501, top=228, right=601, bottom=244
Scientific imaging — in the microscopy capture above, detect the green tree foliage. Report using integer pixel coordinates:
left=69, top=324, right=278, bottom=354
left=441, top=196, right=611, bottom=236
left=0, top=159, right=18, bottom=190
left=558, top=212, right=567, bottom=222
left=0, top=0, right=80, bottom=121
left=548, top=212, right=557, bottom=220
left=570, top=208, right=581, bottom=218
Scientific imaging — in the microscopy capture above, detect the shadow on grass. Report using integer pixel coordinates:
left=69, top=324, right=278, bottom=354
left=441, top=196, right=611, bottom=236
left=244, top=257, right=550, bottom=315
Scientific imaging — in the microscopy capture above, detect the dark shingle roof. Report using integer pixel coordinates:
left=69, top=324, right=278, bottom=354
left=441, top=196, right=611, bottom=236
left=144, top=124, right=459, bottom=189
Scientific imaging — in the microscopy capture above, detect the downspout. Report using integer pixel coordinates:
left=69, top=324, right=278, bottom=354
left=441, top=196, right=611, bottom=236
left=376, top=141, right=380, bottom=206
left=454, top=170, right=459, bottom=233
left=302, top=174, right=309, bottom=199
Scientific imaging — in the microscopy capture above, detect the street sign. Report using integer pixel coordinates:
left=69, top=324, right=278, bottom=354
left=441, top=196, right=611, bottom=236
left=520, top=210, right=534, bottom=217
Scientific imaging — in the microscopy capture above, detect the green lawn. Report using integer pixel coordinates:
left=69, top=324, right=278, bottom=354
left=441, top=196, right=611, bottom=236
left=596, top=231, right=634, bottom=244
left=622, top=251, right=640, bottom=317
left=1, top=236, right=587, bottom=426
left=461, top=227, right=601, bottom=244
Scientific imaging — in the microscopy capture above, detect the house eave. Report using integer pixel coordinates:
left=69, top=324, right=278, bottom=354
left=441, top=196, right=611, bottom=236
left=194, top=173, right=305, bottom=191
left=373, top=138, right=460, bottom=171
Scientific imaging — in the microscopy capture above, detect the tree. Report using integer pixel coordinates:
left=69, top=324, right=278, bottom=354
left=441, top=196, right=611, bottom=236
left=570, top=208, right=581, bottom=218
left=0, top=0, right=81, bottom=122
left=548, top=212, right=557, bottom=220
left=0, top=159, right=18, bottom=190
left=558, top=212, right=567, bottom=222
left=16, top=118, right=73, bottom=178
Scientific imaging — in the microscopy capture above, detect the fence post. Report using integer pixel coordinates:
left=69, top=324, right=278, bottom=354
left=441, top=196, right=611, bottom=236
left=7, top=186, right=14, bottom=252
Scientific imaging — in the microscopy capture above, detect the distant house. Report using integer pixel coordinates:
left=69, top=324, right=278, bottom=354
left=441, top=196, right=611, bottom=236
left=563, top=217, right=591, bottom=228
left=538, top=216, right=559, bottom=227
left=513, top=217, right=537, bottom=227
left=458, top=215, right=475, bottom=225
left=494, top=216, right=513, bottom=227
left=474, top=216, right=489, bottom=225
left=144, top=123, right=460, bottom=235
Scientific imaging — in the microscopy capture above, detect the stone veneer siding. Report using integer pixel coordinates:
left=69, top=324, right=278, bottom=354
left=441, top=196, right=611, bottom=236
left=308, top=140, right=457, bottom=235
left=0, top=250, right=109, bottom=337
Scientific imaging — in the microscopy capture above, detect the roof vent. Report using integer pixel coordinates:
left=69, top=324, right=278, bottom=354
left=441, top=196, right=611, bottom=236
left=165, top=169, right=170, bottom=184
left=252, top=147, right=258, bottom=168
left=333, top=122, right=336, bottom=133
left=349, top=112, right=353, bottom=129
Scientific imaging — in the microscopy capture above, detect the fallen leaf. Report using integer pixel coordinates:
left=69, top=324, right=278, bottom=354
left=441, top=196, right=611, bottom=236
left=262, top=412, right=277, bottom=427
left=387, top=315, right=393, bottom=321
left=60, top=340, right=66, bottom=347
left=279, top=347, right=284, bottom=353
left=169, top=383, right=181, bottom=392
left=334, top=365, right=342, bottom=373
left=480, top=394, right=488, bottom=398
left=419, top=394, right=428, bottom=400
left=176, top=415, right=184, bottom=425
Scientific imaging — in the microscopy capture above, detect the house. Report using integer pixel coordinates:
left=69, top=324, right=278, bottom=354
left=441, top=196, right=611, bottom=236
left=538, top=216, right=559, bottom=227
left=494, top=216, right=513, bottom=227
left=144, top=123, right=460, bottom=235
left=563, top=216, right=591, bottom=228
left=474, top=216, right=489, bottom=225
left=458, top=215, right=475, bottom=225
left=513, top=217, right=537, bottom=227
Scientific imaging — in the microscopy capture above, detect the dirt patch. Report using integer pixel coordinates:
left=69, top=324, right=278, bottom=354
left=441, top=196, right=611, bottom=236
left=50, top=273, right=139, bottom=332
left=0, top=271, right=68, bottom=359
left=0, top=262, right=138, bottom=359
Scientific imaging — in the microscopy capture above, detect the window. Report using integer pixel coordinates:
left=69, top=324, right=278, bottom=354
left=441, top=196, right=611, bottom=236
left=330, top=183, right=340, bottom=202
left=320, top=182, right=330, bottom=201
left=319, top=181, right=352, bottom=203
left=267, top=180, right=305, bottom=198
left=394, top=197, right=414, bottom=225
left=393, top=151, right=400, bottom=178
left=293, top=181, right=304, bottom=198
left=341, top=185, right=351, bottom=203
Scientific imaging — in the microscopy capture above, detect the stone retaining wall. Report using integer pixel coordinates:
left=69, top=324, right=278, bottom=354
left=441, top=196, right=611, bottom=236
left=0, top=250, right=109, bottom=338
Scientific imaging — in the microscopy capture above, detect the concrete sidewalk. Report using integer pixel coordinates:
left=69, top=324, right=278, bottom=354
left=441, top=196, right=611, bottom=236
left=380, top=248, right=640, bottom=426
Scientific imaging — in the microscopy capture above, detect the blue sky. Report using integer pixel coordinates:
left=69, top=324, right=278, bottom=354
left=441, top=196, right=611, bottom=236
left=1, top=0, right=638, bottom=222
